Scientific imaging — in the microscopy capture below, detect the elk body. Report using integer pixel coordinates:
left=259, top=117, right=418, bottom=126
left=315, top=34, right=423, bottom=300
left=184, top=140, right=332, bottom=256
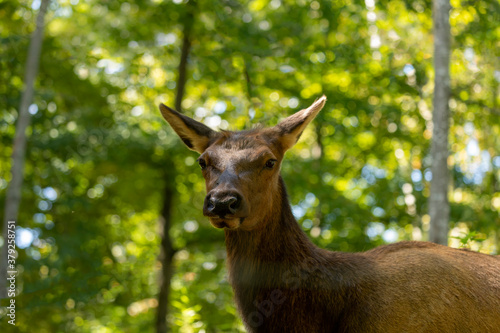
left=159, top=96, right=500, bottom=333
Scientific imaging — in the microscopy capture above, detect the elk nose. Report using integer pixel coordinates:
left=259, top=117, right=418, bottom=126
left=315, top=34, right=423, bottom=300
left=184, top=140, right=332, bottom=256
left=204, top=192, right=241, bottom=217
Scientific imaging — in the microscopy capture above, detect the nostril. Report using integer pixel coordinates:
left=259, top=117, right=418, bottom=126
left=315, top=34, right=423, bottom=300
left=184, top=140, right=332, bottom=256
left=204, top=195, right=216, bottom=215
left=227, top=197, right=239, bottom=213
left=208, top=196, right=216, bottom=209
left=227, top=197, right=236, bottom=206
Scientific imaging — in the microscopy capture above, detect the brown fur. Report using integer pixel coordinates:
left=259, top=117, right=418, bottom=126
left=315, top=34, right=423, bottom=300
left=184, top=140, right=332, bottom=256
left=224, top=178, right=500, bottom=332
left=159, top=96, right=500, bottom=332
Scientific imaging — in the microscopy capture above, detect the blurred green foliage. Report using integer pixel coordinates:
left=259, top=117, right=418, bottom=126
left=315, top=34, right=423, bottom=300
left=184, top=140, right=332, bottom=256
left=0, top=0, right=499, bottom=332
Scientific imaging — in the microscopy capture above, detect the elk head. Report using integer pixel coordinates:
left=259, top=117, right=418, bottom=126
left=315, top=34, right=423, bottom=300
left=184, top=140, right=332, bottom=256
left=159, top=96, right=326, bottom=231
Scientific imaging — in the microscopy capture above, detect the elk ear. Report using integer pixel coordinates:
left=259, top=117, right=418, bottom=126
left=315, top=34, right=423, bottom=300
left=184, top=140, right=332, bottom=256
left=272, top=95, right=326, bottom=152
left=159, top=104, right=218, bottom=153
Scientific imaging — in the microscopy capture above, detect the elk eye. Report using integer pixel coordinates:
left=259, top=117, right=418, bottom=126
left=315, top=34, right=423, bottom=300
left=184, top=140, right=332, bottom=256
left=198, top=159, right=207, bottom=170
left=264, top=159, right=277, bottom=169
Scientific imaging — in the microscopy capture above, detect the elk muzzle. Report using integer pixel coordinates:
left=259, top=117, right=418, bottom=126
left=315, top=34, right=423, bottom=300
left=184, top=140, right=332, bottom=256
left=203, top=190, right=248, bottom=228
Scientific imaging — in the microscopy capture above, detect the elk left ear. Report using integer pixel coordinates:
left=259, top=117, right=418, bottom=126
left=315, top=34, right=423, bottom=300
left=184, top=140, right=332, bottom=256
left=273, top=95, right=326, bottom=152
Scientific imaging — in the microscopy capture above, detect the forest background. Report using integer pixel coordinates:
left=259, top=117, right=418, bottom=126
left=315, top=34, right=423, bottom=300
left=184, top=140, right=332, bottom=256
left=0, top=0, right=499, bottom=332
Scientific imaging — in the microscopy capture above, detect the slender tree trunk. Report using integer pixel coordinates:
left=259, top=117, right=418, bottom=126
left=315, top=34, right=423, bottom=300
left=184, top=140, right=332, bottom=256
left=174, top=34, right=191, bottom=112
left=429, top=0, right=451, bottom=245
left=155, top=5, right=194, bottom=332
left=0, top=0, right=50, bottom=299
left=156, top=180, right=175, bottom=333
left=244, top=61, right=253, bottom=104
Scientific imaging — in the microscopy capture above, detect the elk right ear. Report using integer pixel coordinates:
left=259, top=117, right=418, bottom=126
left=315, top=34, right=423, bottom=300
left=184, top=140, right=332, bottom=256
left=159, top=104, right=218, bottom=153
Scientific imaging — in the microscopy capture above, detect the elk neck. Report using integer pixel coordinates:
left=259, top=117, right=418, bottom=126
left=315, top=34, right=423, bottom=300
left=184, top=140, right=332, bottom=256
left=224, top=176, right=319, bottom=277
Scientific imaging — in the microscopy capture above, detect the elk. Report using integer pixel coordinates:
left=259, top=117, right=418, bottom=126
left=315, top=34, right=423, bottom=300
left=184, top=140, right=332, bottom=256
left=159, top=96, right=500, bottom=332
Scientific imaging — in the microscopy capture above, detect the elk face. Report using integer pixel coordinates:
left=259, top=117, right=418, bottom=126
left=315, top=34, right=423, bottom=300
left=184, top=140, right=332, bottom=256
left=196, top=131, right=282, bottom=230
left=159, top=96, right=326, bottom=230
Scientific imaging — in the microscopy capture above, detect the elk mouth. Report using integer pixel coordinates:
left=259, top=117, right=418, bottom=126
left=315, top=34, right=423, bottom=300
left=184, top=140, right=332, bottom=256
left=209, top=217, right=244, bottom=229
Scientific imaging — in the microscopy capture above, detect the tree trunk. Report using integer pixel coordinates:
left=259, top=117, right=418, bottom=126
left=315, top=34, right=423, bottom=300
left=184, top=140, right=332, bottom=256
left=0, top=0, right=50, bottom=299
left=155, top=5, right=194, bottom=331
left=429, top=0, right=451, bottom=245
left=155, top=180, right=175, bottom=333
left=174, top=33, right=191, bottom=112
